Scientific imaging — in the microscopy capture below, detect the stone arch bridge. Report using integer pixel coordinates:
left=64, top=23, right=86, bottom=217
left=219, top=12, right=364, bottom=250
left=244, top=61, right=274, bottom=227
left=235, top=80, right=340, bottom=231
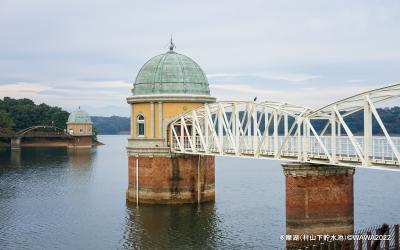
left=0, top=125, right=72, bottom=149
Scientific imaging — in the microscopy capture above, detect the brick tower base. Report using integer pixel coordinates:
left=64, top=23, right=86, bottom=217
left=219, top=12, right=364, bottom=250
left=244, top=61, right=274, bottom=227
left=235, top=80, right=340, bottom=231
left=127, top=154, right=215, bottom=204
left=68, top=136, right=92, bottom=149
left=282, top=163, right=355, bottom=249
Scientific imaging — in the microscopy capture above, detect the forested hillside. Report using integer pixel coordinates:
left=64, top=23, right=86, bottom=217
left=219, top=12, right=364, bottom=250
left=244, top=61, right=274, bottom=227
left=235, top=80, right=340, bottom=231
left=1, top=97, right=399, bottom=135
left=336, top=106, right=400, bottom=135
left=0, top=97, right=69, bottom=131
left=91, top=116, right=130, bottom=135
left=0, top=97, right=129, bottom=135
left=240, top=106, right=400, bottom=135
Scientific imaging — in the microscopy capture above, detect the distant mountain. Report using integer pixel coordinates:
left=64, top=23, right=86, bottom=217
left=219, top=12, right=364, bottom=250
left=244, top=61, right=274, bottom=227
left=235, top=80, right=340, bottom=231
left=78, top=105, right=129, bottom=117
left=90, top=106, right=400, bottom=136
left=231, top=106, right=400, bottom=136
left=91, top=116, right=130, bottom=135
left=3, top=96, right=398, bottom=136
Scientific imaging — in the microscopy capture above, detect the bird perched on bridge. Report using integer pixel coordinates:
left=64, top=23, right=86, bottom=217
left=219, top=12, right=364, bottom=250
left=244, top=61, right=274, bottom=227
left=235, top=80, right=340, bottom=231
left=253, top=96, right=257, bottom=102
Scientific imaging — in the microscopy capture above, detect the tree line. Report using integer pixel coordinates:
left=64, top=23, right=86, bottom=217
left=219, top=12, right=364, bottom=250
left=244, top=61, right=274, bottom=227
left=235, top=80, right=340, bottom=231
left=0, top=97, right=69, bottom=132
left=1, top=97, right=399, bottom=135
left=222, top=107, right=400, bottom=136
left=0, top=97, right=129, bottom=135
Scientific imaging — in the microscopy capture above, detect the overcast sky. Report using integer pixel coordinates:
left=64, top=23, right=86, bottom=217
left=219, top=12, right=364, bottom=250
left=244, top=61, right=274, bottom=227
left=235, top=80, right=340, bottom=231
left=1, top=0, right=399, bottom=116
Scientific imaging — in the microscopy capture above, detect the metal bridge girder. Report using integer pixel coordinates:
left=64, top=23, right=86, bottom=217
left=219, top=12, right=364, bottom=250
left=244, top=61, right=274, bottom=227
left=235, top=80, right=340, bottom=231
left=170, top=83, right=400, bottom=171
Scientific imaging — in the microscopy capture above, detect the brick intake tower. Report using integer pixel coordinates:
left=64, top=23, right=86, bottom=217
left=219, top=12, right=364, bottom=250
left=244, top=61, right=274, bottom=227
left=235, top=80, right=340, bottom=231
left=126, top=42, right=216, bottom=204
left=283, top=163, right=354, bottom=249
left=67, top=108, right=93, bottom=149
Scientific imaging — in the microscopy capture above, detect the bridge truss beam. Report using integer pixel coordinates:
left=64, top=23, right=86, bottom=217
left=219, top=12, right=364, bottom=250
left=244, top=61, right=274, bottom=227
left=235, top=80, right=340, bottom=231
left=170, top=84, right=400, bottom=171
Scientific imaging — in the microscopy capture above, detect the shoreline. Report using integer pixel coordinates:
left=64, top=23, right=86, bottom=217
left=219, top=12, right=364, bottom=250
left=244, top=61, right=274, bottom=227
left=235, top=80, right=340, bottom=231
left=0, top=139, right=104, bottom=148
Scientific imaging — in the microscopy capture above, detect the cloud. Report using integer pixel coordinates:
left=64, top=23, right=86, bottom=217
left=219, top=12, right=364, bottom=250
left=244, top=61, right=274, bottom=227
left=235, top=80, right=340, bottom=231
left=0, top=0, right=399, bottom=115
left=208, top=72, right=320, bottom=82
left=51, top=80, right=131, bottom=90
left=211, top=83, right=279, bottom=97
left=0, top=82, right=50, bottom=98
left=209, top=82, right=377, bottom=109
left=0, top=80, right=132, bottom=116
left=93, top=81, right=131, bottom=89
left=345, top=79, right=364, bottom=83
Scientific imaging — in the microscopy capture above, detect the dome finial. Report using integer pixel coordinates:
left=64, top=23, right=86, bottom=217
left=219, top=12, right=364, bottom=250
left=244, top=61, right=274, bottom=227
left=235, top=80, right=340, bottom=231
left=169, top=34, right=176, bottom=51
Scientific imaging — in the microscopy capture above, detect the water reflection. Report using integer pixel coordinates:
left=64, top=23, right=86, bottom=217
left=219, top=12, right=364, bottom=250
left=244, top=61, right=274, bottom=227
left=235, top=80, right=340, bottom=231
left=10, top=150, right=21, bottom=166
left=0, top=147, right=102, bottom=249
left=0, top=147, right=97, bottom=169
left=123, top=202, right=221, bottom=249
left=0, top=147, right=97, bottom=204
left=68, top=148, right=96, bottom=169
left=0, top=136, right=399, bottom=249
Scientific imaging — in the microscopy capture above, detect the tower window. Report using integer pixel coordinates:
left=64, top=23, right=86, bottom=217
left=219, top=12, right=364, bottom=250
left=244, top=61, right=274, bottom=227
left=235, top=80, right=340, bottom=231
left=137, top=114, right=145, bottom=137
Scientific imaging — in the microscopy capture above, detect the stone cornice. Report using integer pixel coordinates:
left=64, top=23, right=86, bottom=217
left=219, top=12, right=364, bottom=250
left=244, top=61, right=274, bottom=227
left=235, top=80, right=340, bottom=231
left=127, top=94, right=216, bottom=104
left=126, top=146, right=171, bottom=157
left=282, top=162, right=355, bottom=177
left=66, top=122, right=93, bottom=125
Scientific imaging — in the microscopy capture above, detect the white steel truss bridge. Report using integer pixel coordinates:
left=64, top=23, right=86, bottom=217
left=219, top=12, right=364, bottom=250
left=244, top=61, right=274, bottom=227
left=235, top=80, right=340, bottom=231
left=169, top=84, right=400, bottom=171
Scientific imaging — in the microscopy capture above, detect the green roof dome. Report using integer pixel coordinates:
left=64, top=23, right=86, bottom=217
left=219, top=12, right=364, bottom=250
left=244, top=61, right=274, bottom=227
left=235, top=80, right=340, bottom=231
left=67, top=108, right=92, bottom=124
left=132, top=47, right=210, bottom=96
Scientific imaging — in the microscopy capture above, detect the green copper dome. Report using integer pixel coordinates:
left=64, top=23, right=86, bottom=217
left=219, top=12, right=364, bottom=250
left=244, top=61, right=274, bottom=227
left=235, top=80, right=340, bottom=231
left=132, top=48, right=210, bottom=96
left=67, top=108, right=92, bottom=124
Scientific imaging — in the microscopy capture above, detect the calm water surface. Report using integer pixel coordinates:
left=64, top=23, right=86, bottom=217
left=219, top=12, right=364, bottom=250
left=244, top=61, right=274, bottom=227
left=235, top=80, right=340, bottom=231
left=1, top=135, right=400, bottom=249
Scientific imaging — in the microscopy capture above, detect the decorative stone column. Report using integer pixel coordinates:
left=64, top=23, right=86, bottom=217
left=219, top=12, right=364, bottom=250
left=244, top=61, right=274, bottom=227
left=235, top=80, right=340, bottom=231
left=282, top=162, right=355, bottom=249
left=158, top=101, right=163, bottom=138
left=130, top=105, right=135, bottom=137
left=150, top=102, right=155, bottom=138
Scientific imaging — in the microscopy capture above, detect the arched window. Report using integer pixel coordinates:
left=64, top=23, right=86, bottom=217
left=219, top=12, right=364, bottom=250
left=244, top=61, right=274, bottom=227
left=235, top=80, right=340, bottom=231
left=137, top=114, right=145, bottom=137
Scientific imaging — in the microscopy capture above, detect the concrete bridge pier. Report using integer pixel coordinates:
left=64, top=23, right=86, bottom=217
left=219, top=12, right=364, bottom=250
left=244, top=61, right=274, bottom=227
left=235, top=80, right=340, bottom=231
left=282, top=162, right=355, bottom=249
left=10, top=137, right=21, bottom=150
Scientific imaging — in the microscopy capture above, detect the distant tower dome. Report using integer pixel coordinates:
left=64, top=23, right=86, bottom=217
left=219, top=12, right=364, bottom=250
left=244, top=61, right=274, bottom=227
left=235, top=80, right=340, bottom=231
left=67, top=108, right=92, bottom=124
left=132, top=42, right=210, bottom=96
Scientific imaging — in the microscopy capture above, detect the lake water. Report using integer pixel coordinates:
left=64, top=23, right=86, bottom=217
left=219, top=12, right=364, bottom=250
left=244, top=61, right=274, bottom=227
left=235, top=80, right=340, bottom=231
left=0, top=135, right=400, bottom=249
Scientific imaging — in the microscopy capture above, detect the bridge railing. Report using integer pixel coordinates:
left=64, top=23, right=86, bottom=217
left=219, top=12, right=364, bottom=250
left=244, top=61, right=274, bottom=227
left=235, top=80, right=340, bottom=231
left=172, top=135, right=400, bottom=164
left=15, top=125, right=70, bottom=138
left=308, top=136, right=400, bottom=164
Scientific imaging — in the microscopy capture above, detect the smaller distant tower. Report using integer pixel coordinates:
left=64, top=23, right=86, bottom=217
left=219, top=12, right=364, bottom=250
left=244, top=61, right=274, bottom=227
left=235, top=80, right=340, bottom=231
left=67, top=107, right=93, bottom=148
